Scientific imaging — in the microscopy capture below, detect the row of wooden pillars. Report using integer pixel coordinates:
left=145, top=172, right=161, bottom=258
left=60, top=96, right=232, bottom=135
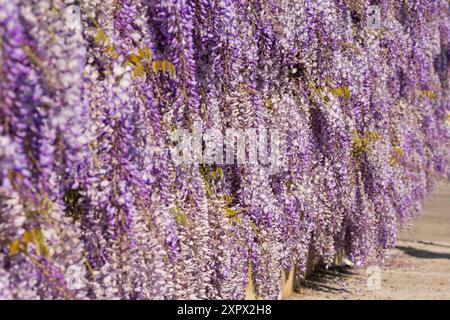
left=244, top=249, right=316, bottom=300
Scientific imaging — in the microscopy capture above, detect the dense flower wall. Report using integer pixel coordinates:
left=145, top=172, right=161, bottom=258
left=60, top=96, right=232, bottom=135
left=0, top=0, right=449, bottom=299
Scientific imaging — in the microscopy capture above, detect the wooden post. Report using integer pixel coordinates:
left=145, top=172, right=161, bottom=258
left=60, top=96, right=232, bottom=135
left=305, top=246, right=315, bottom=278
left=281, top=269, right=295, bottom=298
left=245, top=268, right=297, bottom=300
left=244, top=268, right=258, bottom=300
left=244, top=246, right=318, bottom=299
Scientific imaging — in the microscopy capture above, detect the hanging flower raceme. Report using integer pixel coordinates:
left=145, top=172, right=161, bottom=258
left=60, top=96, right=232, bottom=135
left=0, top=0, right=449, bottom=300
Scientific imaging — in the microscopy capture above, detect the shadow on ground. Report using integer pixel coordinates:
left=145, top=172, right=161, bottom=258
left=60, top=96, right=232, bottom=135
left=299, top=266, right=355, bottom=295
left=396, top=246, right=450, bottom=260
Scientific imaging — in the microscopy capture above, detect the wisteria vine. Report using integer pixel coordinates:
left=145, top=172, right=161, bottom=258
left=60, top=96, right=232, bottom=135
left=0, top=0, right=449, bottom=299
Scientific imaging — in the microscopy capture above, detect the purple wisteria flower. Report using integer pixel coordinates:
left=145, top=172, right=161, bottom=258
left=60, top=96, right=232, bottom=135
left=0, top=0, right=449, bottom=300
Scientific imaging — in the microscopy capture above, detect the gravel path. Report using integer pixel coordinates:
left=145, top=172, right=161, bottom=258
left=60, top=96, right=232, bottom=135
left=288, top=182, right=450, bottom=300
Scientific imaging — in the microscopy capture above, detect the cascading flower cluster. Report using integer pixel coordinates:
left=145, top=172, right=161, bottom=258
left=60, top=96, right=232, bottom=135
left=0, top=0, right=449, bottom=299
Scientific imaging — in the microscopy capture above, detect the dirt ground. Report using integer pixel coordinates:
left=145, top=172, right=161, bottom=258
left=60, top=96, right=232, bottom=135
left=288, top=181, right=450, bottom=300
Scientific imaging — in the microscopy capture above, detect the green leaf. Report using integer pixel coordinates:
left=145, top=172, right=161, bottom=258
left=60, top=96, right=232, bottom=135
left=132, top=64, right=146, bottom=79
left=353, top=129, right=360, bottom=144
left=225, top=194, right=233, bottom=204
left=152, top=60, right=161, bottom=75
left=127, top=54, right=142, bottom=64
left=162, top=60, right=170, bottom=74
left=168, top=62, right=176, bottom=79
left=138, top=47, right=152, bottom=61
left=94, top=29, right=107, bottom=44
left=9, top=239, right=20, bottom=256
left=204, top=183, right=212, bottom=197
left=171, top=208, right=190, bottom=227
left=225, top=208, right=236, bottom=218
left=105, top=45, right=117, bottom=54
left=22, top=230, right=32, bottom=244
left=21, top=230, right=31, bottom=252
left=218, top=168, right=224, bottom=180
